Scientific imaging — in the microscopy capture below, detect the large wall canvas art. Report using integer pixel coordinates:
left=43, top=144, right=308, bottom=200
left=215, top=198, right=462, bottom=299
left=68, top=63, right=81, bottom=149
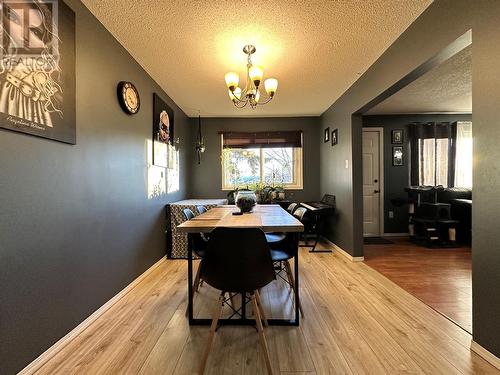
left=152, top=93, right=174, bottom=168
left=0, top=0, right=76, bottom=144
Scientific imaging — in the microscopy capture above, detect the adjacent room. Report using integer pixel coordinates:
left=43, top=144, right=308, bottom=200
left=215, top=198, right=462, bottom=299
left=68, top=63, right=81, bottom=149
left=361, top=42, right=473, bottom=333
left=1, top=1, right=499, bottom=374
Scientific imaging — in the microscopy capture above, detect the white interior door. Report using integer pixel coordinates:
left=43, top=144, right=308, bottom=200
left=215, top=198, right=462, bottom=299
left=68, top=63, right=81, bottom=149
left=363, top=130, right=381, bottom=236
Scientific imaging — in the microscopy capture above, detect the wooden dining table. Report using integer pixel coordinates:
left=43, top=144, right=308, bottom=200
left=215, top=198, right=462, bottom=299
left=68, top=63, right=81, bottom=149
left=176, top=204, right=304, bottom=326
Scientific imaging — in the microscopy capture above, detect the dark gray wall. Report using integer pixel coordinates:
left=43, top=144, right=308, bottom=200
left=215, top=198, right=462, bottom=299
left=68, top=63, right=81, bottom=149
left=190, top=117, right=321, bottom=203
left=0, top=1, right=192, bottom=373
left=363, top=114, right=472, bottom=233
left=319, top=0, right=500, bottom=359
left=472, top=0, right=500, bottom=359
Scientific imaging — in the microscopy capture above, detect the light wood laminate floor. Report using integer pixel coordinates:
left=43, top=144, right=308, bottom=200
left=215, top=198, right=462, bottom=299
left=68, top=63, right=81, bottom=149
left=364, top=237, right=472, bottom=333
left=33, top=243, right=497, bottom=375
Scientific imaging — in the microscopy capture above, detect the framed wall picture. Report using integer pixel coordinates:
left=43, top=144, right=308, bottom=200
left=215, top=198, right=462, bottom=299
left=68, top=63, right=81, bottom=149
left=0, top=0, right=76, bottom=144
left=392, top=129, right=403, bottom=144
left=393, top=146, right=404, bottom=166
left=153, top=93, right=175, bottom=168
left=331, top=128, right=338, bottom=146
left=324, top=127, right=330, bottom=143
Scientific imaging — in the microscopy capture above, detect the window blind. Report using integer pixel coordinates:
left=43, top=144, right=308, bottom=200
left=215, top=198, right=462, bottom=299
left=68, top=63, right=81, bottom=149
left=221, top=131, right=303, bottom=149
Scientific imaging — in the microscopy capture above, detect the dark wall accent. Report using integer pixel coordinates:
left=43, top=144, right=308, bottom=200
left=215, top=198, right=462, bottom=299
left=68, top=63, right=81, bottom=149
left=0, top=1, right=192, bottom=373
left=363, top=114, right=472, bottom=233
left=190, top=117, right=321, bottom=202
left=472, top=0, right=500, bottom=359
left=319, top=0, right=500, bottom=359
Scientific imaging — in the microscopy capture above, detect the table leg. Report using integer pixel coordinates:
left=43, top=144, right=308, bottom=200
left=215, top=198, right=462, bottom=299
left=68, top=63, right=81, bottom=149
left=241, top=293, right=246, bottom=320
left=294, top=233, right=300, bottom=326
left=187, top=234, right=194, bottom=324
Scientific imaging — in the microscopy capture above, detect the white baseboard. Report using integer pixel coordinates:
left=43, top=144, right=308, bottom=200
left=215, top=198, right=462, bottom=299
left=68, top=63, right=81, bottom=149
left=18, top=257, right=167, bottom=375
left=321, top=236, right=364, bottom=262
left=471, top=340, right=500, bottom=371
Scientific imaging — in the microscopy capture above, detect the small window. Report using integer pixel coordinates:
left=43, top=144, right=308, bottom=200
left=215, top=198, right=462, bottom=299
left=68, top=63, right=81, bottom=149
left=221, top=132, right=303, bottom=190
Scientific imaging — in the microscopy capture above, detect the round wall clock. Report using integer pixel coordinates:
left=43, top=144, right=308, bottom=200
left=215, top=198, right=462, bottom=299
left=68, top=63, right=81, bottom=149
left=117, top=81, right=140, bottom=115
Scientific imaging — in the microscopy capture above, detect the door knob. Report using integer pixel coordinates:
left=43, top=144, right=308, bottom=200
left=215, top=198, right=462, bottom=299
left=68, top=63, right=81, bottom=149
left=374, top=190, right=380, bottom=193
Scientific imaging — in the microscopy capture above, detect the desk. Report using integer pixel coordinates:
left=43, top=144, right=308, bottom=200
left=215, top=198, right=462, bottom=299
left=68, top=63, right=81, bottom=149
left=177, top=204, right=304, bottom=326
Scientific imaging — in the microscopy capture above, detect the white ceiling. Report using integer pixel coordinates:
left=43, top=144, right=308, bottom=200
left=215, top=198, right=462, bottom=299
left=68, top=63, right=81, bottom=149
left=366, top=45, right=472, bottom=115
left=82, top=0, right=432, bottom=117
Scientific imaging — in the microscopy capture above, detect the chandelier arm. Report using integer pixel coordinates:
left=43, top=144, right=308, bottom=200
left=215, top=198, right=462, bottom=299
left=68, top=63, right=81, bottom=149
left=259, top=96, right=274, bottom=105
left=229, top=86, right=250, bottom=103
left=233, top=99, right=249, bottom=108
left=230, top=94, right=246, bottom=104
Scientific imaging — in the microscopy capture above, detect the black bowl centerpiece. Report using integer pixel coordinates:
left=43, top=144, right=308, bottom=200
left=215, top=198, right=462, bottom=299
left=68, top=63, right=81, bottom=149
left=235, top=191, right=257, bottom=213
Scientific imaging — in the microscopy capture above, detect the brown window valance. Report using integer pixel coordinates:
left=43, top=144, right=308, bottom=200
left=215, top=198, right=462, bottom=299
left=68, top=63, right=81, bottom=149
left=221, top=131, right=303, bottom=149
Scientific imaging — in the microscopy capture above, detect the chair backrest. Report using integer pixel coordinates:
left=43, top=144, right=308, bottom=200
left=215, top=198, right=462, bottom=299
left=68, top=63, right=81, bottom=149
left=287, top=203, right=298, bottom=214
left=201, top=228, right=275, bottom=293
left=183, top=208, right=195, bottom=221
left=197, top=205, right=208, bottom=214
left=182, top=208, right=208, bottom=257
left=293, top=207, right=308, bottom=221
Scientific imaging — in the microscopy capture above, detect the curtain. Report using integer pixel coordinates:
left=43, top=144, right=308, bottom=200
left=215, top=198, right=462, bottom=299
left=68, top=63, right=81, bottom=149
left=454, top=121, right=473, bottom=188
left=221, top=131, right=303, bottom=149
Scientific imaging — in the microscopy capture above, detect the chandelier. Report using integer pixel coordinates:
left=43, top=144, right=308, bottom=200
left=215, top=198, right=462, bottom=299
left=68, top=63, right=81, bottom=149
left=224, top=45, right=278, bottom=109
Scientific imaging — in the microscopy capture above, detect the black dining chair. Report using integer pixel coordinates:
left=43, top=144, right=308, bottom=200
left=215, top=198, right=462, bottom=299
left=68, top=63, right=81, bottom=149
left=197, top=205, right=208, bottom=214
left=198, top=227, right=275, bottom=375
left=183, top=208, right=195, bottom=221
left=269, top=235, right=304, bottom=317
left=293, top=207, right=313, bottom=243
left=264, top=203, right=298, bottom=246
left=265, top=204, right=300, bottom=315
left=287, top=202, right=298, bottom=214
left=182, top=208, right=207, bottom=294
left=293, top=206, right=319, bottom=250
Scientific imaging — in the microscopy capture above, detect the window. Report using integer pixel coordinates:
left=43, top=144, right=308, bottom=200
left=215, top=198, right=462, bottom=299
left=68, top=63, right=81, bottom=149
left=418, top=138, right=450, bottom=186
left=412, top=121, right=472, bottom=188
left=454, top=121, right=472, bottom=188
left=221, top=132, right=303, bottom=190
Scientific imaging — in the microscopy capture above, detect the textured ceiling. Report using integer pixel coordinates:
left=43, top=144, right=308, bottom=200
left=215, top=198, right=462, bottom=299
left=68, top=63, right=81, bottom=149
left=82, top=0, right=432, bottom=117
left=367, top=45, right=472, bottom=114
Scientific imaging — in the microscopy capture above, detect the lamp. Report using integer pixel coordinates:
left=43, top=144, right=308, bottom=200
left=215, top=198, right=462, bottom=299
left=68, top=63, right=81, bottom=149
left=224, top=45, right=278, bottom=109
left=195, top=114, right=205, bottom=164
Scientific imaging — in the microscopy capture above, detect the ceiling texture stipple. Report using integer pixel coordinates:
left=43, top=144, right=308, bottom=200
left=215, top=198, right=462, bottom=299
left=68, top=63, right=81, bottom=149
left=367, top=45, right=472, bottom=114
left=82, top=0, right=432, bottom=117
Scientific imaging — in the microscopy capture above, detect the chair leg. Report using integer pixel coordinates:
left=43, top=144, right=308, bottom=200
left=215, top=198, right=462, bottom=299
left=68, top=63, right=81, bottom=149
left=198, top=292, right=225, bottom=375
left=255, top=290, right=268, bottom=327
left=252, top=293, right=274, bottom=375
left=185, top=261, right=203, bottom=317
left=229, top=293, right=237, bottom=311
left=284, top=261, right=304, bottom=318
left=193, top=262, right=202, bottom=292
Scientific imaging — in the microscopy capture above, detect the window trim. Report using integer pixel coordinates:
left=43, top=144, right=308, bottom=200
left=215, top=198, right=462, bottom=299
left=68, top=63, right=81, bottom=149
left=220, top=134, right=303, bottom=191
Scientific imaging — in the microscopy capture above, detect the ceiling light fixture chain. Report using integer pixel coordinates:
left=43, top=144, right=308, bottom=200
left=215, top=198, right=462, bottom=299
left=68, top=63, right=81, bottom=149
left=224, top=45, right=278, bottom=109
